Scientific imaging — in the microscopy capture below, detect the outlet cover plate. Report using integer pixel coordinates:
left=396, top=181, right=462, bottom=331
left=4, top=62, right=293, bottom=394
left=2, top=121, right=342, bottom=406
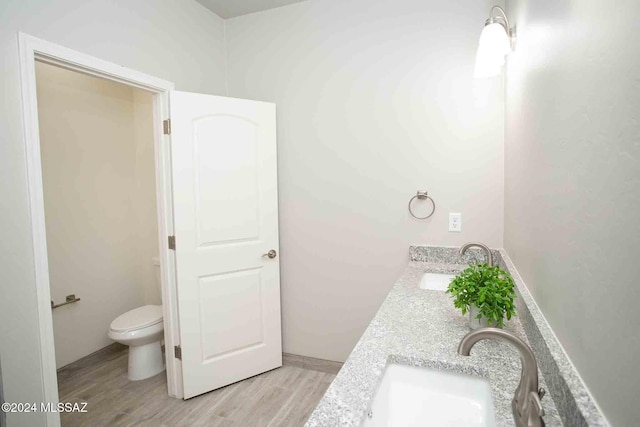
left=449, top=213, right=461, bottom=232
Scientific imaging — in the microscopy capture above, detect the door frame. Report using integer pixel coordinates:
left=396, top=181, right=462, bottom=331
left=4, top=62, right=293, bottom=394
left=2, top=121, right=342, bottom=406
left=18, top=32, right=183, bottom=426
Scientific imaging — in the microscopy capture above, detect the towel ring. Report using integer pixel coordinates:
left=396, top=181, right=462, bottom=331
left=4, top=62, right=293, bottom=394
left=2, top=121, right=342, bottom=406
left=408, top=190, right=436, bottom=220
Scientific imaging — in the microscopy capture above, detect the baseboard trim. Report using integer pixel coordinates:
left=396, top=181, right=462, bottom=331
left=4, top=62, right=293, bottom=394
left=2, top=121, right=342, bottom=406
left=282, top=353, right=343, bottom=375
left=58, top=347, right=342, bottom=379
left=57, top=342, right=126, bottom=373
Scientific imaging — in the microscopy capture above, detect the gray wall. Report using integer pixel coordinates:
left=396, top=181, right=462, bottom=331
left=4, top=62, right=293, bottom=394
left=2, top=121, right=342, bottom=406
left=504, top=1, right=639, bottom=425
left=226, top=0, right=506, bottom=362
left=0, top=1, right=226, bottom=425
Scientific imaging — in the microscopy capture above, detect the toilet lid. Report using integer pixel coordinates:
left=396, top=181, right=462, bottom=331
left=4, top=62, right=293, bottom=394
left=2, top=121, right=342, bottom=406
left=110, top=305, right=163, bottom=332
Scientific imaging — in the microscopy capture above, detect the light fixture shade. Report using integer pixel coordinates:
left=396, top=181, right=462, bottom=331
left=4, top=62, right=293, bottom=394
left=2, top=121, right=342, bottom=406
left=474, top=23, right=511, bottom=78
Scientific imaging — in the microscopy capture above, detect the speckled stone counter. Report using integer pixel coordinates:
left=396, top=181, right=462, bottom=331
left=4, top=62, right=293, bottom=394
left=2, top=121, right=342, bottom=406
left=305, top=259, right=563, bottom=427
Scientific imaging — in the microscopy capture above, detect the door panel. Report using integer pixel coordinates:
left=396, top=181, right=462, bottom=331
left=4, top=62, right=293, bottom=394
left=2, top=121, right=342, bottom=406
left=170, top=91, right=281, bottom=399
left=198, top=269, right=264, bottom=361
left=193, top=115, right=260, bottom=246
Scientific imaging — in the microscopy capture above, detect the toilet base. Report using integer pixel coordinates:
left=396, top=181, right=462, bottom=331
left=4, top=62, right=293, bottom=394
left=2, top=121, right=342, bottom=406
left=128, top=340, right=165, bottom=381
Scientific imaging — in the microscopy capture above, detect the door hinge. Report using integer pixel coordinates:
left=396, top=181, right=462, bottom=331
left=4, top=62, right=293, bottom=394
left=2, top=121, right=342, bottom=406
left=163, top=119, right=171, bottom=135
left=174, top=345, right=182, bottom=360
left=168, top=235, right=176, bottom=250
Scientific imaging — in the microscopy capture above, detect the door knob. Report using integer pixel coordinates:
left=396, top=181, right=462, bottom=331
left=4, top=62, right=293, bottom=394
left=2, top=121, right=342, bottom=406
left=262, top=249, right=277, bottom=259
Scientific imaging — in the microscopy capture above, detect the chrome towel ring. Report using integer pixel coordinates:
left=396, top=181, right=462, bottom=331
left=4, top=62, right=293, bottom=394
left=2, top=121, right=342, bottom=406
left=408, top=190, right=436, bottom=220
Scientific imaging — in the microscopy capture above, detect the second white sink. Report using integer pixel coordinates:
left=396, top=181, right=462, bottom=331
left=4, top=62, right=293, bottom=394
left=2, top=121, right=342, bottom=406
left=419, top=272, right=456, bottom=291
left=362, top=363, right=496, bottom=427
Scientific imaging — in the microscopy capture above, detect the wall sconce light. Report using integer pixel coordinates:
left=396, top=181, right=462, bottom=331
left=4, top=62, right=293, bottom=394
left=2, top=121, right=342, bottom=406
left=474, top=6, right=515, bottom=78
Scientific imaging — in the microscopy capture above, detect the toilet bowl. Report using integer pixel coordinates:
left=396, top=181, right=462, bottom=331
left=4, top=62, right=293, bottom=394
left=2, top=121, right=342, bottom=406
left=108, top=304, right=165, bottom=381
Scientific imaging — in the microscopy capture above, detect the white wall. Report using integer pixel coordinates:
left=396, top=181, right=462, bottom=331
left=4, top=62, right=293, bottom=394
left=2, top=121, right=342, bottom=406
left=36, top=62, right=159, bottom=369
left=225, top=0, right=506, bottom=362
left=0, top=1, right=226, bottom=425
left=504, top=1, right=640, bottom=425
left=133, top=90, right=162, bottom=306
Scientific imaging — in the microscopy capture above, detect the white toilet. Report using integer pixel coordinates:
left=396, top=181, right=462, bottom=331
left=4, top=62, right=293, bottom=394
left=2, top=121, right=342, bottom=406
left=108, top=258, right=165, bottom=381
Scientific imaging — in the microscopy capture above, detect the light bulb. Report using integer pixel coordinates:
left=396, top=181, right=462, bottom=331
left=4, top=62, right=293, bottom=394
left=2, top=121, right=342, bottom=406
left=474, top=23, right=511, bottom=78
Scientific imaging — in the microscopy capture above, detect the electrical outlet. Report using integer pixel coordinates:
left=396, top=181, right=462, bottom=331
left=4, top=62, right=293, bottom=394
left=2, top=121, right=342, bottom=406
left=449, top=213, right=462, bottom=232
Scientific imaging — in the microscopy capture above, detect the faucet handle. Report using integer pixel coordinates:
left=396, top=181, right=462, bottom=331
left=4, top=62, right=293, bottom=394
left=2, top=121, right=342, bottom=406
left=529, top=390, right=545, bottom=417
left=538, top=387, right=546, bottom=400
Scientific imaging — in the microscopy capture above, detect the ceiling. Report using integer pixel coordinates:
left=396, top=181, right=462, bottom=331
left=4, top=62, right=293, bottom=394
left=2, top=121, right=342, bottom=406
left=196, top=0, right=309, bottom=19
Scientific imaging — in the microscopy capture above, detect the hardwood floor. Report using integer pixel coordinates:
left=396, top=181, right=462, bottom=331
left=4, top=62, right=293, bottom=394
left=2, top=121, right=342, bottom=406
left=57, top=345, right=336, bottom=426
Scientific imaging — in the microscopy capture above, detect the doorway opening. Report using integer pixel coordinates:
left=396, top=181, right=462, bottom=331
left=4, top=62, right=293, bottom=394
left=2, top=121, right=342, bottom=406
left=19, top=34, right=181, bottom=427
left=36, top=57, right=168, bottom=379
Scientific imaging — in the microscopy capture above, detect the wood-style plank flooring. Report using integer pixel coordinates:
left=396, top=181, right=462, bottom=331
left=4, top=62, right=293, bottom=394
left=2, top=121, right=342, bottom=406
left=57, top=345, right=336, bottom=427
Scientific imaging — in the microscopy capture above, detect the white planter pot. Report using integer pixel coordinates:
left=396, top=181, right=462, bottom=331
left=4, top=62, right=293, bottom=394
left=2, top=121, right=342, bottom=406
left=468, top=305, right=491, bottom=330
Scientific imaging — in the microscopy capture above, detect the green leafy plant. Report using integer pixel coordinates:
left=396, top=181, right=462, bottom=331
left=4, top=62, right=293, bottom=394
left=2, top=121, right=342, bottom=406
left=446, top=263, right=517, bottom=327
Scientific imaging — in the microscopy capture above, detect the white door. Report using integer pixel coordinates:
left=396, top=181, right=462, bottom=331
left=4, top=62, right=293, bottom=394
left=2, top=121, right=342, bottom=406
left=169, top=91, right=281, bottom=399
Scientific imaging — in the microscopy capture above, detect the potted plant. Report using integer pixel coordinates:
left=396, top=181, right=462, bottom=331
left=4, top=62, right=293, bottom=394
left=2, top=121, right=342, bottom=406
left=446, top=263, right=517, bottom=329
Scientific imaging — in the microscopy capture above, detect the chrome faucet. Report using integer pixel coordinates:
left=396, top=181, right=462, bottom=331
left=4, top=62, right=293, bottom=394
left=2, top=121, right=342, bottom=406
left=458, top=328, right=546, bottom=427
left=460, top=242, right=493, bottom=266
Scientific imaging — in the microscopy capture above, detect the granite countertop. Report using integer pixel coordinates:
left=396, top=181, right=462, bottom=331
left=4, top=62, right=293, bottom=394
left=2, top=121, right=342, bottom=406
left=305, top=261, right=562, bottom=427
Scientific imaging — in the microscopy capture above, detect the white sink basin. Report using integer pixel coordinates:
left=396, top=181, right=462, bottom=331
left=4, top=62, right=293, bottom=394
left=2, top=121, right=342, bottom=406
left=362, top=364, right=496, bottom=427
left=419, top=272, right=456, bottom=291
